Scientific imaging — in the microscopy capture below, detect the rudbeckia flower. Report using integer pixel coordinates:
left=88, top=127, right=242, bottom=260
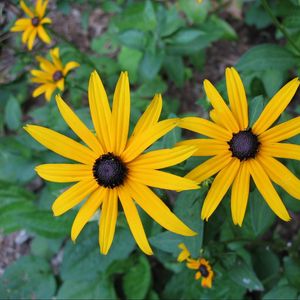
left=178, top=67, right=300, bottom=225
left=31, top=48, right=79, bottom=101
left=24, top=71, right=198, bottom=255
left=10, top=0, right=51, bottom=50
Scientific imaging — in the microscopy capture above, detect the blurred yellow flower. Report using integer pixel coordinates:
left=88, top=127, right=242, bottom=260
left=187, top=258, right=214, bottom=288
left=177, top=243, right=191, bottom=262
left=31, top=48, right=79, bottom=101
left=24, top=71, right=198, bottom=255
left=178, top=67, right=300, bottom=225
left=10, top=0, right=52, bottom=50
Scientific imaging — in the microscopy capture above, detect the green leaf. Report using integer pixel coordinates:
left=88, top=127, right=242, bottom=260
left=284, top=257, right=300, bottom=289
left=163, top=56, right=185, bottom=86
left=229, top=260, right=264, bottom=291
left=0, top=255, right=56, bottom=299
left=149, top=231, right=183, bottom=254
left=118, top=30, right=147, bottom=50
left=139, top=50, right=164, bottom=81
left=248, top=95, right=265, bottom=127
left=237, top=44, right=296, bottom=72
left=263, top=285, right=298, bottom=300
left=123, top=255, right=151, bottom=299
left=261, top=69, right=285, bottom=98
left=4, top=96, right=22, bottom=131
left=178, top=0, right=209, bottom=24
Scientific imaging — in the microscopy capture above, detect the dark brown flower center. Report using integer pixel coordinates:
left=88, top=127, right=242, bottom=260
left=199, top=264, right=209, bottom=278
left=93, top=152, right=127, bottom=188
left=52, top=70, right=63, bottom=82
left=31, top=17, right=40, bottom=26
left=228, top=129, right=260, bottom=161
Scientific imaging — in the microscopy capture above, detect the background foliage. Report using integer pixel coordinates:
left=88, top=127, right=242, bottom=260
left=1, top=0, right=300, bottom=299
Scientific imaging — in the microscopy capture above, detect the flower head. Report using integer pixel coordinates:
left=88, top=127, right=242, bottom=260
left=10, top=0, right=52, bottom=50
left=187, top=258, right=214, bottom=288
left=31, top=48, right=79, bottom=101
left=24, top=71, right=198, bottom=255
left=178, top=67, right=300, bottom=225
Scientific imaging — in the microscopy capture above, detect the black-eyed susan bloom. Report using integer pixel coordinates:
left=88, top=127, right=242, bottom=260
left=10, top=0, right=51, bottom=50
left=178, top=67, right=300, bottom=226
left=24, top=71, right=199, bottom=255
left=31, top=48, right=79, bottom=101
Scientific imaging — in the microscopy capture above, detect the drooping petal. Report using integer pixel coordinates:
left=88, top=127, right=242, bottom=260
left=27, top=28, right=37, bottom=50
left=118, top=186, right=153, bottom=255
left=122, top=119, right=178, bottom=163
left=204, top=79, right=239, bottom=132
left=225, top=67, right=248, bottom=130
left=126, top=180, right=196, bottom=236
left=128, top=145, right=197, bottom=169
left=24, top=125, right=97, bottom=164
left=63, top=61, right=80, bottom=76
left=45, top=84, right=56, bottom=101
left=20, top=0, right=34, bottom=17
left=35, top=164, right=93, bottom=182
left=260, top=143, right=300, bottom=160
left=129, top=169, right=199, bottom=191
left=252, top=78, right=300, bottom=135
left=248, top=159, right=290, bottom=221
left=99, top=189, right=118, bottom=255
left=37, top=26, right=51, bottom=44
left=71, top=187, right=106, bottom=241
left=56, top=95, right=103, bottom=155
left=111, top=72, right=130, bottom=154
left=259, top=116, right=300, bottom=143
left=56, top=79, right=64, bottom=91
left=52, top=180, right=98, bottom=216
left=185, top=151, right=233, bottom=183
left=179, top=117, right=232, bottom=141
left=256, top=154, right=300, bottom=200
left=231, top=161, right=250, bottom=226
left=201, top=158, right=240, bottom=220
left=176, top=139, right=228, bottom=156
left=88, top=71, right=112, bottom=152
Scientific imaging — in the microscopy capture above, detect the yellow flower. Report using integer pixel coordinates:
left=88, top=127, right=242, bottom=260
left=24, top=71, right=199, bottom=255
left=10, top=0, right=52, bottom=50
left=187, top=258, right=214, bottom=288
left=31, top=48, right=79, bottom=102
left=177, top=243, right=191, bottom=262
left=178, top=67, right=300, bottom=225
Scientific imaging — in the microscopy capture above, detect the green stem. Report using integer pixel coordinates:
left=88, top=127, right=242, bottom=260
left=262, top=0, right=300, bottom=55
left=49, top=28, right=100, bottom=73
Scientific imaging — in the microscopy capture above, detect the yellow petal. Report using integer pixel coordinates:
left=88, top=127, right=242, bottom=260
left=225, top=67, right=248, bottom=130
left=127, top=180, right=196, bottom=236
left=129, top=94, right=162, bottom=142
left=14, top=18, right=31, bottom=27
left=99, top=189, right=118, bottom=255
left=35, top=163, right=93, bottom=182
left=128, top=145, right=197, bottom=169
left=259, top=116, right=300, bottom=143
left=11, top=25, right=27, bottom=32
left=63, top=61, right=80, bottom=76
left=40, top=17, right=52, bottom=24
left=179, top=117, right=232, bottom=141
left=257, top=154, right=300, bottom=200
left=31, top=69, right=52, bottom=80
left=27, top=28, right=37, bottom=50
left=252, top=78, right=300, bottom=135
left=176, top=139, right=229, bottom=156
left=45, top=85, right=56, bottom=101
left=111, top=72, right=130, bottom=154
left=177, top=243, right=190, bottom=262
left=185, top=151, right=232, bottom=183
left=201, top=158, right=240, bottom=220
left=122, top=119, right=178, bottom=162
left=56, top=95, right=103, bottom=155
left=204, top=79, right=239, bottom=132
left=21, top=25, right=33, bottom=42
left=231, top=161, right=250, bottom=226
left=71, top=187, right=106, bottom=241
left=50, top=48, right=63, bottom=70
left=118, top=186, right=153, bottom=255
left=88, top=71, right=112, bottom=152
left=56, top=79, right=64, bottom=91
left=37, top=25, right=51, bottom=44
left=36, top=55, right=56, bottom=72
left=52, top=180, right=98, bottom=216
left=32, top=84, right=49, bottom=97
left=129, top=169, right=199, bottom=191
left=36, top=0, right=48, bottom=18
left=31, top=77, right=48, bottom=84
left=40, top=0, right=49, bottom=18
left=260, top=142, right=300, bottom=160
left=20, top=0, right=34, bottom=17
left=248, top=158, right=290, bottom=221
left=24, top=125, right=97, bottom=164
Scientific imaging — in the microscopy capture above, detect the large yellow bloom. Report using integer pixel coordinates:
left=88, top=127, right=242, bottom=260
left=178, top=67, right=300, bottom=226
left=24, top=71, right=198, bottom=255
left=10, top=0, right=51, bottom=50
left=31, top=48, right=79, bottom=101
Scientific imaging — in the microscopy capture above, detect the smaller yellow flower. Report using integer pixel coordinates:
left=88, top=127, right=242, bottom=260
left=197, top=0, right=203, bottom=3
left=177, top=243, right=191, bottom=262
left=187, top=258, right=214, bottom=288
left=31, top=48, right=79, bottom=101
left=10, top=0, right=52, bottom=50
